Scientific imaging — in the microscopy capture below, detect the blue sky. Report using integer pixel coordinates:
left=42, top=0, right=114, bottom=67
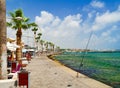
left=6, top=0, right=120, bottom=50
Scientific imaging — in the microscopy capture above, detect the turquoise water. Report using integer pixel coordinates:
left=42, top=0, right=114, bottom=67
left=54, top=51, right=120, bottom=88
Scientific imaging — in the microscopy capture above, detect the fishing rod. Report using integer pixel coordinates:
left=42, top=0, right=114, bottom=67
left=76, top=31, right=93, bottom=77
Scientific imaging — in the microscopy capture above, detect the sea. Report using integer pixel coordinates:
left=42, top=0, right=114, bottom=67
left=54, top=51, right=120, bottom=88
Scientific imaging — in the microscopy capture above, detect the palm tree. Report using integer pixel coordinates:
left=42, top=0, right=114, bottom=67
left=40, top=40, right=45, bottom=52
left=35, top=33, right=42, bottom=41
left=0, top=0, right=7, bottom=79
left=31, top=26, right=38, bottom=48
left=7, top=9, right=36, bottom=61
left=56, top=46, right=60, bottom=52
left=49, top=42, right=55, bottom=53
left=45, top=41, right=49, bottom=52
left=38, top=33, right=42, bottom=37
left=51, top=43, right=55, bottom=52
left=35, top=33, right=42, bottom=51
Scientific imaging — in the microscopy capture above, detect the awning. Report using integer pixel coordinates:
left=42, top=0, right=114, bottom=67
left=22, top=49, right=34, bottom=52
left=7, top=38, right=16, bottom=43
left=7, top=42, right=20, bottom=51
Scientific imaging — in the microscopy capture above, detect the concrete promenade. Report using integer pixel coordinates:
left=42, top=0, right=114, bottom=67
left=25, top=55, right=112, bottom=88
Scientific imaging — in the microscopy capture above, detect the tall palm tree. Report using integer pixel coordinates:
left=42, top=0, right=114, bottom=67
left=7, top=9, right=36, bottom=61
left=51, top=43, right=55, bottom=52
left=0, top=0, right=7, bottom=79
left=35, top=33, right=42, bottom=41
left=35, top=33, right=42, bottom=51
left=31, top=26, right=38, bottom=48
left=56, top=46, right=60, bottom=52
left=55, top=46, right=61, bottom=53
left=40, top=40, right=45, bottom=52
left=49, top=42, right=55, bottom=53
left=45, top=41, right=49, bottom=51
left=37, top=33, right=42, bottom=38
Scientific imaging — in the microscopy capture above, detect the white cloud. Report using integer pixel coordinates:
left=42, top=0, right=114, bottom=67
left=62, top=14, right=82, bottom=28
left=101, top=25, right=118, bottom=37
left=91, top=0, right=105, bottom=8
left=92, top=10, right=120, bottom=31
left=35, top=11, right=83, bottom=48
left=35, top=11, right=54, bottom=26
left=51, top=17, right=61, bottom=27
left=34, top=10, right=120, bottom=49
left=95, top=11, right=120, bottom=24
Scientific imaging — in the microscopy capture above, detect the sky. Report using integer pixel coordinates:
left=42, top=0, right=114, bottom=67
left=6, top=0, right=120, bottom=50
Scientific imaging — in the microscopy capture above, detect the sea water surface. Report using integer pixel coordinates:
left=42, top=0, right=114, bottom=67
left=54, top=51, right=120, bottom=88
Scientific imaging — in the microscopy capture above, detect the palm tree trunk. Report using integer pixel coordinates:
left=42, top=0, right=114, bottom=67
left=0, top=0, right=7, bottom=79
left=53, top=45, right=55, bottom=53
left=16, top=28, right=22, bottom=61
left=34, top=32, right=36, bottom=46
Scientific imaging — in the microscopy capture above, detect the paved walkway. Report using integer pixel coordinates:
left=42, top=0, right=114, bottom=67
left=25, top=55, right=112, bottom=88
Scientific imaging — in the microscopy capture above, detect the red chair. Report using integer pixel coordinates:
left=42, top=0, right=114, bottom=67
left=11, top=62, right=17, bottom=73
left=11, top=63, right=21, bottom=73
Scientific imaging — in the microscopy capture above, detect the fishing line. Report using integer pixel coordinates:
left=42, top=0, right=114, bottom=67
left=76, top=31, right=93, bottom=77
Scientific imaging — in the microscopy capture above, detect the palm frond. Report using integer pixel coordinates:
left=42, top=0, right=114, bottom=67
left=29, top=22, right=38, bottom=27
left=38, top=33, right=42, bottom=36
left=22, top=24, right=28, bottom=29
left=24, top=18, right=30, bottom=22
left=9, top=12, right=15, bottom=18
left=12, top=26, right=18, bottom=30
left=7, top=8, right=40, bottom=35
left=40, top=40, right=44, bottom=44
left=15, top=9, right=23, bottom=17
left=32, top=27, right=38, bottom=31
left=35, top=36, right=40, bottom=39
left=6, top=22, right=12, bottom=27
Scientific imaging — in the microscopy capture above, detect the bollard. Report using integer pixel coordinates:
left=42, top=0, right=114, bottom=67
left=11, top=61, right=17, bottom=73
left=18, top=70, right=30, bottom=88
